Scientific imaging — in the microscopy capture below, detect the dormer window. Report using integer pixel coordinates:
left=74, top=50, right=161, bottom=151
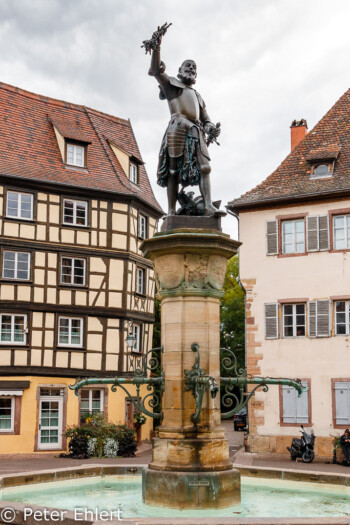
left=130, top=163, right=138, bottom=184
left=66, top=143, right=85, bottom=168
left=306, top=145, right=339, bottom=180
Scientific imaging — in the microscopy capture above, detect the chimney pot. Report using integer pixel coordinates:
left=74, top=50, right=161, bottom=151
left=290, top=119, right=308, bottom=151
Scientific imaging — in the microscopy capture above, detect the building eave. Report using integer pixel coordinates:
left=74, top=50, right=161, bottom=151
left=227, top=187, right=350, bottom=214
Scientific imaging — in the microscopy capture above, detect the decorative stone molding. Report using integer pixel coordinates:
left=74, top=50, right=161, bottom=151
left=153, top=252, right=227, bottom=298
left=141, top=229, right=240, bottom=300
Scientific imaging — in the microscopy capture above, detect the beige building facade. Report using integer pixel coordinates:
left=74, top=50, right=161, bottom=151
left=0, top=82, right=162, bottom=453
left=229, top=96, right=350, bottom=457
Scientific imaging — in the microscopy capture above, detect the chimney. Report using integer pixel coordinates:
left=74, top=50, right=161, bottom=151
left=290, top=119, right=308, bottom=151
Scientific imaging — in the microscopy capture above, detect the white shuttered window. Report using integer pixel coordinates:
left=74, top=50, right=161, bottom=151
left=308, top=300, right=330, bottom=337
left=334, top=382, right=350, bottom=425
left=264, top=303, right=278, bottom=339
left=306, top=215, right=329, bottom=252
left=266, top=220, right=278, bottom=255
left=282, top=381, right=309, bottom=424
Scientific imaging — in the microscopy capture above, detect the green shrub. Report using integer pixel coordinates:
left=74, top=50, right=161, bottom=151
left=65, top=412, right=137, bottom=458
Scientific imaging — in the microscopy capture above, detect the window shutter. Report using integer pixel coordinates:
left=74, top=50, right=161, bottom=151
left=308, top=301, right=317, bottom=337
left=264, top=303, right=278, bottom=339
left=266, top=220, right=278, bottom=255
left=307, top=216, right=319, bottom=251
left=282, top=385, right=297, bottom=423
left=318, top=215, right=329, bottom=251
left=335, top=382, right=350, bottom=425
left=308, top=300, right=330, bottom=337
left=316, top=300, right=330, bottom=337
left=307, top=215, right=330, bottom=252
left=296, top=381, right=309, bottom=424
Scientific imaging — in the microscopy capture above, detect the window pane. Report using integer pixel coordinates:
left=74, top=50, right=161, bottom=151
left=3, top=252, right=16, bottom=278
left=295, top=220, right=304, bottom=233
left=73, top=259, right=85, bottom=285
left=14, top=316, right=25, bottom=342
left=284, top=305, right=293, bottom=315
left=63, top=201, right=74, bottom=223
left=75, top=203, right=87, bottom=225
left=7, top=192, right=19, bottom=217
left=315, top=164, right=329, bottom=176
left=61, top=258, right=72, bottom=283
left=1, top=316, right=12, bottom=342
left=284, top=326, right=293, bottom=337
left=71, top=319, right=82, bottom=345
left=20, top=194, right=32, bottom=219
left=296, top=304, right=305, bottom=315
left=59, top=318, right=69, bottom=344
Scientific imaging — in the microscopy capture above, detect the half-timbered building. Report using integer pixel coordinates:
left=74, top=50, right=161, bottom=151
left=0, top=82, right=163, bottom=453
left=228, top=89, right=350, bottom=458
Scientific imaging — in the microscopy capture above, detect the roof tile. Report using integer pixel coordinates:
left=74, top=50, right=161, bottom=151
left=229, top=88, right=350, bottom=210
left=0, top=82, right=162, bottom=214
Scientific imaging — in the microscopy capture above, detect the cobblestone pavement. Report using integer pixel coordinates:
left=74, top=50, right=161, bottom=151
left=1, top=445, right=350, bottom=476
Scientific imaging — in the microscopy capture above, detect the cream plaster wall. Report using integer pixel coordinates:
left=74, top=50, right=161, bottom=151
left=239, top=198, right=350, bottom=439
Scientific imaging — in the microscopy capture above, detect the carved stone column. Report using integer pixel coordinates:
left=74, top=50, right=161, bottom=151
left=141, top=228, right=241, bottom=509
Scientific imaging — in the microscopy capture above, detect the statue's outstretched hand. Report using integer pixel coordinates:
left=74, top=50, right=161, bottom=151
left=141, top=22, right=172, bottom=54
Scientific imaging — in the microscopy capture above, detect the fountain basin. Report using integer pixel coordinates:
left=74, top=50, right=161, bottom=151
left=1, top=466, right=350, bottom=522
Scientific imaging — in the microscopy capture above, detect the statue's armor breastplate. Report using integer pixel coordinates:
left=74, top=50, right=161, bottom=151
left=168, top=87, right=200, bottom=122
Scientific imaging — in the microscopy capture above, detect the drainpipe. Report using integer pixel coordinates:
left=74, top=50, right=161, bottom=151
left=226, top=208, right=249, bottom=441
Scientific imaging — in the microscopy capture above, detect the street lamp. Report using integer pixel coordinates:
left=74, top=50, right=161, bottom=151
left=125, top=320, right=136, bottom=349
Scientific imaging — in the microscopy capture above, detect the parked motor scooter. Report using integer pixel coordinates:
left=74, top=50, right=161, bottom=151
left=287, top=425, right=315, bottom=463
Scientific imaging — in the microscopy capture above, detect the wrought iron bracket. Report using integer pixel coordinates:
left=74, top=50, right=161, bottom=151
left=184, top=345, right=307, bottom=424
left=220, top=347, right=307, bottom=419
left=69, top=346, right=165, bottom=420
left=184, top=343, right=219, bottom=425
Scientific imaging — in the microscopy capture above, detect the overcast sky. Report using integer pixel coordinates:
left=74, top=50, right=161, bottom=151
left=1, top=0, right=350, bottom=237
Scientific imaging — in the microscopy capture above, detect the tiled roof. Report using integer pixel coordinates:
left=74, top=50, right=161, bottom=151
left=228, top=88, right=350, bottom=210
left=0, top=82, right=163, bottom=214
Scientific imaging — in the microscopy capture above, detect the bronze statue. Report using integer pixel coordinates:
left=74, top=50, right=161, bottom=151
left=142, top=23, right=223, bottom=217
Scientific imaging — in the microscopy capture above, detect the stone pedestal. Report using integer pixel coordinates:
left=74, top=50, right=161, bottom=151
left=141, top=228, right=241, bottom=509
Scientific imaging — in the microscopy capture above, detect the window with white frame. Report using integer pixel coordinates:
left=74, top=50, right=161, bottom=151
left=63, top=199, right=88, bottom=227
left=6, top=191, right=33, bottom=220
left=282, top=381, right=309, bottom=424
left=80, top=389, right=104, bottom=422
left=132, top=323, right=141, bottom=352
left=60, top=257, right=86, bottom=286
left=129, top=163, right=138, bottom=184
left=333, top=215, right=350, bottom=250
left=58, top=317, right=83, bottom=347
left=136, top=268, right=145, bottom=294
left=0, top=397, right=14, bottom=431
left=283, top=304, right=306, bottom=337
left=0, top=314, right=27, bottom=345
left=334, top=382, right=350, bottom=426
left=139, top=214, right=147, bottom=239
left=2, top=251, right=30, bottom=280
left=282, top=219, right=305, bottom=254
left=335, top=301, right=350, bottom=335
left=66, top=143, right=85, bottom=167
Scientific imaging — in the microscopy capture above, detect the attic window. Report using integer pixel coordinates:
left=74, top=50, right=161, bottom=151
left=129, top=163, right=138, bottom=184
left=66, top=143, right=85, bottom=168
left=309, top=162, right=333, bottom=180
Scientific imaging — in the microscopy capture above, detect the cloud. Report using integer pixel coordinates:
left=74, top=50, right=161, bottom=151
left=0, top=0, right=350, bottom=237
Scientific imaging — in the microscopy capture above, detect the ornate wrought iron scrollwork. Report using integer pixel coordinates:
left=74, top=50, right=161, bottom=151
left=220, top=346, right=307, bottom=419
left=69, top=346, right=164, bottom=420
left=184, top=343, right=219, bottom=425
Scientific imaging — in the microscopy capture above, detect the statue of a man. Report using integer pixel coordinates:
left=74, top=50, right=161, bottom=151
left=144, top=24, right=221, bottom=216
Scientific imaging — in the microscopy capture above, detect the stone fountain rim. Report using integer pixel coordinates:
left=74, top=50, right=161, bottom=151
left=1, top=465, right=350, bottom=525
